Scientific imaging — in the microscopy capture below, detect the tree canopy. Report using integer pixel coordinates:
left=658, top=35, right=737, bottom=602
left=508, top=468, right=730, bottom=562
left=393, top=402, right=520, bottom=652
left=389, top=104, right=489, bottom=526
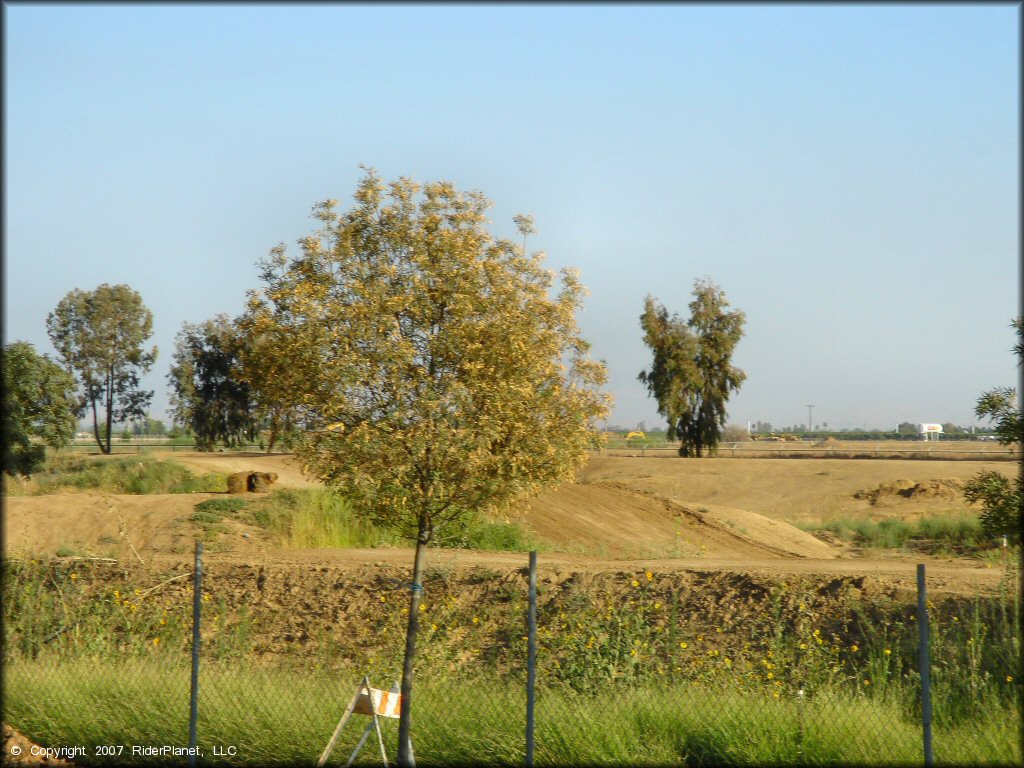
left=963, top=317, right=1022, bottom=540
left=2, top=341, right=78, bottom=476
left=247, top=170, right=610, bottom=537
left=245, top=168, right=610, bottom=764
left=167, top=315, right=257, bottom=451
left=46, top=283, right=157, bottom=454
left=639, top=279, right=746, bottom=457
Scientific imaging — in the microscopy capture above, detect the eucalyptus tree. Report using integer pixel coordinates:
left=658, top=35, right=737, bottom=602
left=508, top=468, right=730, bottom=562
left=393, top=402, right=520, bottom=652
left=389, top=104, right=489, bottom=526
left=46, top=284, right=157, bottom=454
left=167, top=315, right=257, bottom=451
left=639, top=279, right=746, bottom=457
left=246, top=168, right=610, bottom=765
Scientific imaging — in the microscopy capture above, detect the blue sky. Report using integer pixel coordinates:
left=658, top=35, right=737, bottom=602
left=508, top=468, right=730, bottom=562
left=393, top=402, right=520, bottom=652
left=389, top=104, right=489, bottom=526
left=4, top=3, right=1019, bottom=431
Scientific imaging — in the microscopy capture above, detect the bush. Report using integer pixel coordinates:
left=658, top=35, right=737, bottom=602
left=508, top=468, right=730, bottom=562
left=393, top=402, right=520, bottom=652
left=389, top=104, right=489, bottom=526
left=435, top=514, right=538, bottom=552
left=963, top=470, right=1022, bottom=541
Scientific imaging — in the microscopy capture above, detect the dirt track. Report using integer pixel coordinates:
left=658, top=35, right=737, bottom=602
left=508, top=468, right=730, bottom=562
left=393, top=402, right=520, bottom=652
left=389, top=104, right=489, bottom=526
left=4, top=450, right=1015, bottom=597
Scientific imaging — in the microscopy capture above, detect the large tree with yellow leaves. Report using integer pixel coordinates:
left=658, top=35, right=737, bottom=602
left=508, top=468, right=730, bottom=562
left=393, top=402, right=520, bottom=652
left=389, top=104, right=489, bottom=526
left=244, top=169, right=609, bottom=764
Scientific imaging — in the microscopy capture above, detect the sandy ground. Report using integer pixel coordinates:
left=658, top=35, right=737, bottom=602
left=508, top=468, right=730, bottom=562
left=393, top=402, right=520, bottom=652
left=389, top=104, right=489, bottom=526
left=576, top=454, right=1016, bottom=524
left=3, top=450, right=1016, bottom=596
left=155, top=450, right=317, bottom=488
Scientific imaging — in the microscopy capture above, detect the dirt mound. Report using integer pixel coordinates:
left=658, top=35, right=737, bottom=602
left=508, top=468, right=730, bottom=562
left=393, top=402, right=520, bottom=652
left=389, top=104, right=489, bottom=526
left=3, top=493, right=268, bottom=561
left=854, top=478, right=964, bottom=506
left=814, top=437, right=842, bottom=447
left=511, top=481, right=840, bottom=560
left=155, top=451, right=315, bottom=489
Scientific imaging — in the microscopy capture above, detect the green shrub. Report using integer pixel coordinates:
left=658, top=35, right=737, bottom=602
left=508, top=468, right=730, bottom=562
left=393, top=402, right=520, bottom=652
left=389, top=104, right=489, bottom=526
left=963, top=470, right=1022, bottom=542
left=435, top=515, right=538, bottom=552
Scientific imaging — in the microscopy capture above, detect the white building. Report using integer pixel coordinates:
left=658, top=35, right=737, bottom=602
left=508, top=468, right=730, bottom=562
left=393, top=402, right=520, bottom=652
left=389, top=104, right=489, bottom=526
left=918, top=423, right=943, bottom=441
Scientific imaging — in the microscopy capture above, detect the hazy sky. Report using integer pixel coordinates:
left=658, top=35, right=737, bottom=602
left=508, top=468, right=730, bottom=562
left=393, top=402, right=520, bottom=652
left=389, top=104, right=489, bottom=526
left=5, top=4, right=1019, bottom=432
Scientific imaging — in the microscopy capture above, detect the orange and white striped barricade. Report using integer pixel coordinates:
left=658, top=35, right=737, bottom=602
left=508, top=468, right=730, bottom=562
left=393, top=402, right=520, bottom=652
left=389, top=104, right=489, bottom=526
left=318, top=677, right=405, bottom=768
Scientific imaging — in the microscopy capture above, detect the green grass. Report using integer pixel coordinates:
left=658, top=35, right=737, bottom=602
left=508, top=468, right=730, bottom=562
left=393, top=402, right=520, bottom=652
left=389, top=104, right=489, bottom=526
left=194, top=497, right=249, bottom=516
left=3, top=557, right=1020, bottom=765
left=801, top=513, right=989, bottom=553
left=4, top=658, right=1018, bottom=766
left=235, top=488, right=536, bottom=553
left=243, top=489, right=403, bottom=549
left=432, top=514, right=540, bottom=552
left=4, top=454, right=226, bottom=496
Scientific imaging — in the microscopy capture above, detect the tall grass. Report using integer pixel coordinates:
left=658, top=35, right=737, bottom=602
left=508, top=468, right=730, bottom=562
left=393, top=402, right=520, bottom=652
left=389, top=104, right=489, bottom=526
left=244, top=488, right=402, bottom=549
left=232, top=488, right=537, bottom=552
left=801, top=513, right=988, bottom=552
left=4, top=557, right=1019, bottom=765
left=4, top=454, right=225, bottom=496
left=4, top=658, right=1018, bottom=766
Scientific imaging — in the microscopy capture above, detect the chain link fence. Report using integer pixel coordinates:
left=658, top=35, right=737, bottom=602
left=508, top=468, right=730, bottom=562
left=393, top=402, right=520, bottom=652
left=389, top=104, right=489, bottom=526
left=4, top=550, right=1020, bottom=766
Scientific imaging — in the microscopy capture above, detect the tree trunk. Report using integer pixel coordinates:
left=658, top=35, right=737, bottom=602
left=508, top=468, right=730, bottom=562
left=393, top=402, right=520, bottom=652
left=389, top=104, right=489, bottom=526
left=90, top=396, right=105, bottom=454
left=397, top=517, right=429, bottom=767
left=266, top=419, right=277, bottom=454
left=103, top=368, right=113, bottom=454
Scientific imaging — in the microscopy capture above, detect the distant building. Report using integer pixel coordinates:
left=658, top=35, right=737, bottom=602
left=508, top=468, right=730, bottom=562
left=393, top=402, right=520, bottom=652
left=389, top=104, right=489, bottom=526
left=918, top=423, right=943, bottom=441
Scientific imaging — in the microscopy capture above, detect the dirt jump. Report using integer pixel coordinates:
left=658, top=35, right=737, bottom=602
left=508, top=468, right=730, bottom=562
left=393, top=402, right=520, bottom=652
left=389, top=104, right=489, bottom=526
left=3, top=449, right=1015, bottom=597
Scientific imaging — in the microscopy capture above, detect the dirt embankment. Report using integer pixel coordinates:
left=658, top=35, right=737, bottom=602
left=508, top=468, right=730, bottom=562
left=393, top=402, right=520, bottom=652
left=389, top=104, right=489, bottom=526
left=4, top=452, right=1011, bottom=597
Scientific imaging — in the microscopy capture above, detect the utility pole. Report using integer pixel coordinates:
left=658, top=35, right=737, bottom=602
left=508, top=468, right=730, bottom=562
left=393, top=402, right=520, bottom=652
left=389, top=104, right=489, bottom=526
left=806, top=405, right=814, bottom=434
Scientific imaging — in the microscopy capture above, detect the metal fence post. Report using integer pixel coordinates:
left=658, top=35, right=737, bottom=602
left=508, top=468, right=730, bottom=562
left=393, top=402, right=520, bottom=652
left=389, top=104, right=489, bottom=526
left=526, top=551, right=537, bottom=768
left=189, top=540, right=203, bottom=767
left=917, top=563, right=934, bottom=767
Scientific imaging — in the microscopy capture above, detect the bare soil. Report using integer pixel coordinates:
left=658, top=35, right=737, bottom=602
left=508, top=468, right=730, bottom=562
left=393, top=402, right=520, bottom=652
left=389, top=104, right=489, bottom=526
left=3, top=450, right=1014, bottom=597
